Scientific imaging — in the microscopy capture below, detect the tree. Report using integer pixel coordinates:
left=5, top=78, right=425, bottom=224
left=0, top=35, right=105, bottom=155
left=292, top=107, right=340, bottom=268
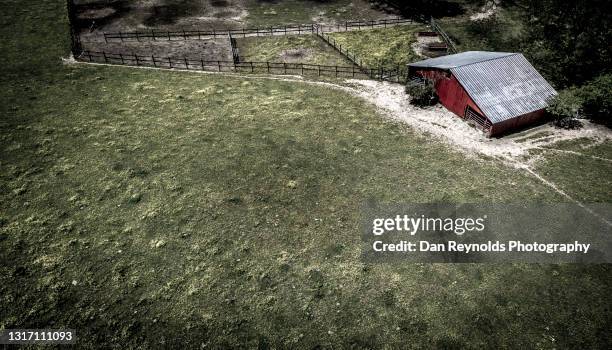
left=521, top=0, right=611, bottom=87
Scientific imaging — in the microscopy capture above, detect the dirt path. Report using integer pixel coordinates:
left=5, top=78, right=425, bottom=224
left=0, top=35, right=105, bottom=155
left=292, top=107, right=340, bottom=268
left=344, top=79, right=612, bottom=163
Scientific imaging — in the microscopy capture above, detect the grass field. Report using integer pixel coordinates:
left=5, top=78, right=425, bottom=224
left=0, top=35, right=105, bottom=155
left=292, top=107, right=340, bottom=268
left=534, top=139, right=612, bottom=203
left=235, top=34, right=352, bottom=66
left=1, top=1, right=611, bottom=348
left=328, top=25, right=425, bottom=68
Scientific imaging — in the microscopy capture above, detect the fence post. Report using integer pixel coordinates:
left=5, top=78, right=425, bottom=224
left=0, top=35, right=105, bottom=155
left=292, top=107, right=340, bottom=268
left=119, top=53, right=124, bottom=64
left=213, top=29, right=216, bottom=38
left=301, top=63, right=304, bottom=75
left=184, top=57, right=189, bottom=69
left=104, top=33, right=108, bottom=43
left=168, top=57, right=172, bottom=68
left=250, top=62, right=254, bottom=73
left=152, top=55, right=156, bottom=67
left=103, top=51, right=108, bottom=63
left=136, top=31, right=140, bottom=42
left=352, top=65, right=355, bottom=78
left=152, top=30, right=156, bottom=41
left=167, top=31, right=171, bottom=40
left=119, top=31, right=124, bottom=42
left=218, top=61, right=221, bottom=72
left=183, top=29, right=187, bottom=40
left=267, top=61, right=270, bottom=73
left=135, top=54, right=140, bottom=66
left=283, top=63, right=286, bottom=74
left=201, top=59, right=204, bottom=71
left=335, top=65, right=338, bottom=77
left=87, top=51, right=92, bottom=62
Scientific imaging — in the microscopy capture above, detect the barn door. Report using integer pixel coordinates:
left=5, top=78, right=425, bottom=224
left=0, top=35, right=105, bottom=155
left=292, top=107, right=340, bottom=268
left=465, top=107, right=492, bottom=134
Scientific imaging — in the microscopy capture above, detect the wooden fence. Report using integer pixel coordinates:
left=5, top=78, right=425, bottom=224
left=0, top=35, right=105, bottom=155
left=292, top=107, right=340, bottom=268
left=430, top=17, right=457, bottom=53
left=101, top=18, right=415, bottom=42
left=314, top=26, right=407, bottom=83
left=228, top=34, right=239, bottom=63
left=76, top=50, right=409, bottom=82
left=315, top=25, right=364, bottom=68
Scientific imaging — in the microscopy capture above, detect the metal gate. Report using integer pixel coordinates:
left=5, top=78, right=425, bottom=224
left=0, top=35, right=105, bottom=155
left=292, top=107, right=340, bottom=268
left=465, top=107, right=492, bottom=134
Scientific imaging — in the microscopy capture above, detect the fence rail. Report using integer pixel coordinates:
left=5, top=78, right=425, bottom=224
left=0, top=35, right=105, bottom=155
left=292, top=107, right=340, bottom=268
left=430, top=17, right=457, bottom=53
left=76, top=50, right=408, bottom=82
left=314, top=26, right=407, bottom=83
left=101, top=18, right=415, bottom=42
left=315, top=26, right=364, bottom=68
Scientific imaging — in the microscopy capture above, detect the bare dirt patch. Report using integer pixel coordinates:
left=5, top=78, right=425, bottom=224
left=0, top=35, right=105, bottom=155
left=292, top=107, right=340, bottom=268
left=279, top=48, right=313, bottom=63
left=77, top=7, right=117, bottom=20
left=470, top=0, right=501, bottom=21
left=81, top=39, right=233, bottom=61
left=412, top=33, right=445, bottom=58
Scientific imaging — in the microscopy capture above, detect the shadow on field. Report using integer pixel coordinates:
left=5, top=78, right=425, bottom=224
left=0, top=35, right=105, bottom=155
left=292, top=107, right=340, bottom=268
left=144, top=1, right=204, bottom=26
left=74, top=0, right=131, bottom=29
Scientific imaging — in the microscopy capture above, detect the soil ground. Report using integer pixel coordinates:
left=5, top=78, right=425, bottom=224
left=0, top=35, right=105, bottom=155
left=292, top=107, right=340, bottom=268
left=81, top=38, right=234, bottom=61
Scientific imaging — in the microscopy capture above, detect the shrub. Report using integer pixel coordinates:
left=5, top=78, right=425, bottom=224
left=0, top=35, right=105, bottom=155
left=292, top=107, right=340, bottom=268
left=546, top=89, right=582, bottom=120
left=554, top=117, right=583, bottom=130
left=578, top=74, right=611, bottom=125
left=547, top=73, right=611, bottom=128
left=546, top=89, right=584, bottom=130
left=405, top=81, right=438, bottom=107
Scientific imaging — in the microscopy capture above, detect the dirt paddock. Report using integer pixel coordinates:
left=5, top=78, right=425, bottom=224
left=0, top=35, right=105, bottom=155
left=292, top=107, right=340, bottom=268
left=81, top=38, right=234, bottom=61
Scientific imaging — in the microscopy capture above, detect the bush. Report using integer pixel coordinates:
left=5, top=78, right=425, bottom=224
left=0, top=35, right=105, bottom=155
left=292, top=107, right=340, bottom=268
left=554, top=117, right=583, bottom=130
left=546, top=89, right=584, bottom=130
left=405, top=81, right=438, bottom=107
left=547, top=74, right=611, bottom=128
left=579, top=74, right=611, bottom=125
left=546, top=89, right=582, bottom=119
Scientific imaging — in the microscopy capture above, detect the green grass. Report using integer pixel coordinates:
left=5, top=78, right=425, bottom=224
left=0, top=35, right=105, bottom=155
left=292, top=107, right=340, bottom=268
left=235, top=34, right=352, bottom=66
left=1, top=1, right=612, bottom=348
left=245, top=0, right=388, bottom=27
left=328, top=25, right=425, bottom=68
left=535, top=151, right=612, bottom=203
left=534, top=138, right=612, bottom=203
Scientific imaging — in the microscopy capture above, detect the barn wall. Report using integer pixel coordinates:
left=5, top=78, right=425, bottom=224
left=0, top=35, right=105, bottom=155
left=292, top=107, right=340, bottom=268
left=489, top=109, right=547, bottom=136
left=414, top=69, right=485, bottom=120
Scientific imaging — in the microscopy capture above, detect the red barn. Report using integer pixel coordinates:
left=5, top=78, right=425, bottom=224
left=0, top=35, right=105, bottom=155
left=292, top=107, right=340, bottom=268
left=408, top=51, right=557, bottom=136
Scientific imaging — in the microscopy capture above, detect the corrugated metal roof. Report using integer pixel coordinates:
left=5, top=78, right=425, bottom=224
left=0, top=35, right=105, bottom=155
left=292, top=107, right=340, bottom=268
left=450, top=54, right=557, bottom=123
left=408, top=51, right=516, bottom=69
